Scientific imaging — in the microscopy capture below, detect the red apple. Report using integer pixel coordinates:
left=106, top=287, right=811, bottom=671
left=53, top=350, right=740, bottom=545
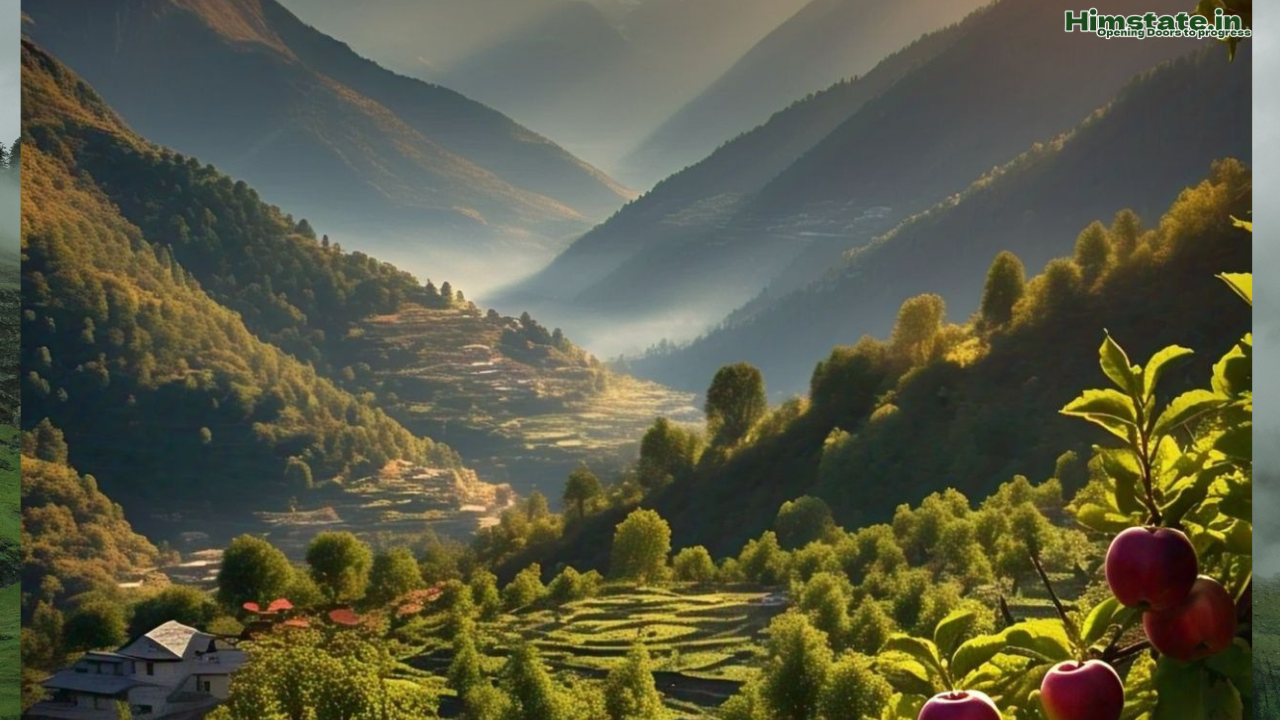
left=1105, top=526, right=1198, bottom=610
left=919, top=690, right=1001, bottom=720
left=1142, top=575, right=1235, bottom=661
left=1039, top=660, right=1124, bottom=720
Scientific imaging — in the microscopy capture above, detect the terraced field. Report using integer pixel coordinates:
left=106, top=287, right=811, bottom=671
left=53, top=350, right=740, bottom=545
left=406, top=587, right=786, bottom=717
left=342, top=304, right=701, bottom=499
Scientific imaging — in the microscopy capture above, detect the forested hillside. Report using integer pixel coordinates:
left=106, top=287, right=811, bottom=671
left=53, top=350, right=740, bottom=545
left=22, top=0, right=632, bottom=292
left=20, top=39, right=463, bottom=518
left=521, top=161, right=1250, bottom=570
left=622, top=0, right=984, bottom=185
left=634, top=45, right=1252, bottom=392
left=502, top=0, right=1203, bottom=353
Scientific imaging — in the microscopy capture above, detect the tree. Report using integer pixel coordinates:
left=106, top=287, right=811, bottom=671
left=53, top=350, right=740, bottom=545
left=890, top=294, right=946, bottom=365
left=440, top=282, right=454, bottom=304
left=306, top=532, right=373, bottom=603
left=798, top=572, right=853, bottom=648
left=129, top=586, right=219, bottom=636
left=367, top=547, right=424, bottom=604
left=603, top=646, right=663, bottom=720
left=1073, top=220, right=1112, bottom=286
left=64, top=602, right=127, bottom=651
left=636, top=418, right=703, bottom=489
left=470, top=570, right=503, bottom=619
left=1109, top=208, right=1142, bottom=260
left=448, top=630, right=484, bottom=701
left=705, top=363, right=767, bottom=447
left=775, top=496, right=835, bottom=549
left=979, top=251, right=1026, bottom=328
left=294, top=218, right=316, bottom=239
left=760, top=613, right=833, bottom=720
left=501, top=643, right=566, bottom=720
left=526, top=491, right=551, bottom=522
left=503, top=564, right=547, bottom=610
left=28, top=419, right=69, bottom=464
left=818, top=656, right=892, bottom=719
left=217, top=535, right=294, bottom=608
left=284, top=456, right=313, bottom=491
left=562, top=466, right=603, bottom=520
left=672, top=546, right=717, bottom=584
left=610, top=509, right=671, bottom=583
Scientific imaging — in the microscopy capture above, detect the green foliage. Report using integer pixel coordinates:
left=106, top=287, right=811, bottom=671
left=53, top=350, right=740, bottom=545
left=610, top=509, right=672, bottom=584
left=208, top=628, right=436, bottom=720
left=367, top=547, right=424, bottom=605
left=636, top=418, right=704, bottom=490
left=563, top=466, right=603, bottom=521
left=306, top=532, right=374, bottom=603
left=547, top=566, right=603, bottom=605
left=217, top=535, right=294, bottom=609
left=760, top=613, right=833, bottom=720
left=671, top=546, right=717, bottom=584
left=889, top=294, right=946, bottom=366
left=128, top=586, right=218, bottom=636
left=1073, top=221, right=1113, bottom=287
left=504, top=564, right=548, bottom=610
left=602, top=645, right=663, bottom=720
left=775, top=496, right=835, bottom=549
left=979, top=251, right=1026, bottom=328
left=705, top=363, right=768, bottom=448
left=500, top=643, right=568, bottom=720
left=63, top=601, right=126, bottom=651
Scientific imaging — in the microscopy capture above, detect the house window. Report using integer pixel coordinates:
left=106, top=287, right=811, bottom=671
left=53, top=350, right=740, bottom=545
left=199, top=679, right=212, bottom=693
left=145, top=662, right=154, bottom=676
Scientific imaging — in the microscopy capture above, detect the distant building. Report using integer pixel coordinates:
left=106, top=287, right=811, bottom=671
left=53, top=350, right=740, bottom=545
left=27, top=621, right=246, bottom=720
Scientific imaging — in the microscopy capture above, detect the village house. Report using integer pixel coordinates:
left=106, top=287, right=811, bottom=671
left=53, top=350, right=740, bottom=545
left=27, top=621, right=246, bottom=720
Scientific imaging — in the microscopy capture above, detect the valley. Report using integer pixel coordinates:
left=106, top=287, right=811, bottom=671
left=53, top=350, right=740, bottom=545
left=15, top=1, right=1254, bottom=719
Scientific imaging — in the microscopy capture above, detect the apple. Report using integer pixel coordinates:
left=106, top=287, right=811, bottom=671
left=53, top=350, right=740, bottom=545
left=1039, top=660, right=1124, bottom=720
left=1105, top=526, right=1198, bottom=610
left=919, top=690, right=1002, bottom=720
left=1142, top=575, right=1235, bottom=661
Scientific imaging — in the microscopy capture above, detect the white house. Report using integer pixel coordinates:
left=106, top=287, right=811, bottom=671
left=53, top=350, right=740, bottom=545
left=28, top=621, right=246, bottom=720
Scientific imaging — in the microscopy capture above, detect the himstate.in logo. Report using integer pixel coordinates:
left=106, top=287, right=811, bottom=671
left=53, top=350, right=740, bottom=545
left=1064, top=7, right=1251, bottom=39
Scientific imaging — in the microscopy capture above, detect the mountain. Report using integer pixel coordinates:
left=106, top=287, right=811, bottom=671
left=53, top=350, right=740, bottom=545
left=280, top=0, right=811, bottom=173
left=21, top=0, right=632, bottom=295
left=515, top=161, right=1252, bottom=570
left=621, top=0, right=987, bottom=187
left=500, top=0, right=1205, bottom=357
left=631, top=45, right=1252, bottom=393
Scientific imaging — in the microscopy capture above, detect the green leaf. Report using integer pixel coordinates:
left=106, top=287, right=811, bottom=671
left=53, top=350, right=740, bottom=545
left=932, top=609, right=978, bottom=661
left=1142, top=345, right=1193, bottom=401
left=1152, top=658, right=1206, bottom=720
left=1074, top=503, right=1137, bottom=534
left=1097, top=447, right=1144, bottom=515
left=1206, top=639, right=1252, bottom=698
left=874, top=653, right=941, bottom=698
left=1079, top=597, right=1138, bottom=648
left=1152, top=390, right=1224, bottom=436
left=1217, top=273, right=1251, bottom=307
left=880, top=635, right=946, bottom=679
left=1100, top=334, right=1139, bottom=396
left=1160, top=464, right=1230, bottom=526
left=1212, top=339, right=1251, bottom=398
left=951, top=619, right=1072, bottom=679
left=1061, top=389, right=1137, bottom=441
left=1205, top=677, right=1244, bottom=720
left=1213, top=422, right=1251, bottom=461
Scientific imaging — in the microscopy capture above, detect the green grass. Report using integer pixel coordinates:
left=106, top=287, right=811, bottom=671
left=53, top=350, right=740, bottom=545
left=0, top=583, right=17, bottom=717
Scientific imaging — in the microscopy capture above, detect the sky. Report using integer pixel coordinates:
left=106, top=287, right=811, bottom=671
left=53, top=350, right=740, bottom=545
left=1253, top=8, right=1274, bottom=574
left=0, top=1, right=15, bottom=144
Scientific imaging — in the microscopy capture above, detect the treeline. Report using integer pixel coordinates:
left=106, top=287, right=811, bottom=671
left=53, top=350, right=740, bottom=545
left=500, top=161, right=1251, bottom=573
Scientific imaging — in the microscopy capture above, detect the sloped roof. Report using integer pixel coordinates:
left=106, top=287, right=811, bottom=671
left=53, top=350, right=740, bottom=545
left=42, top=669, right=158, bottom=695
left=118, top=621, right=212, bottom=661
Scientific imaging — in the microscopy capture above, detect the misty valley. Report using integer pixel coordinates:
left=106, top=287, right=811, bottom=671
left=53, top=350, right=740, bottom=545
left=14, top=1, right=1254, bottom=719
